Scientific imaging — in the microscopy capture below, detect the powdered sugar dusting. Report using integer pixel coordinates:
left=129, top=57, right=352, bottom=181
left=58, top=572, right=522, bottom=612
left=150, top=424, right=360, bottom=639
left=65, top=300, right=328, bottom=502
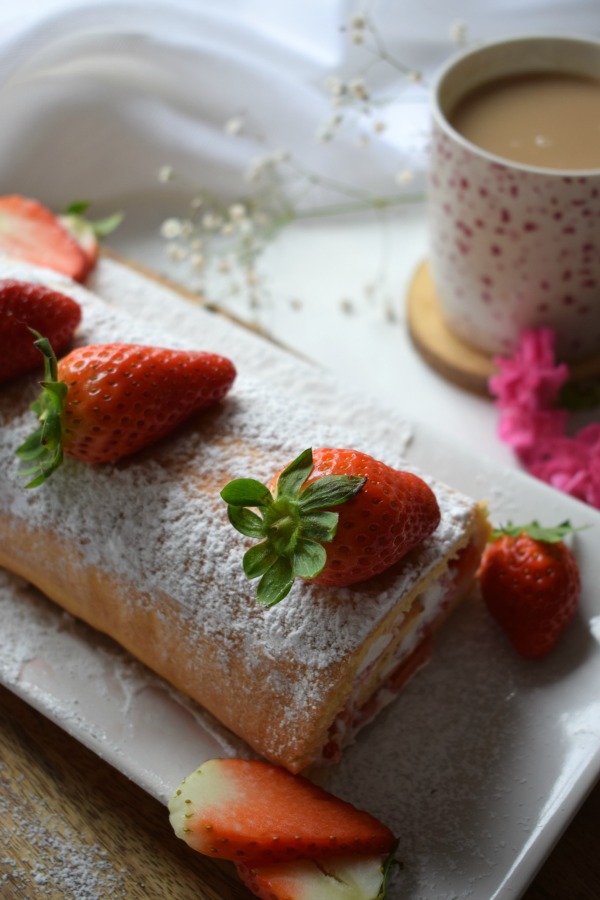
left=0, top=761, right=128, bottom=898
left=0, top=260, right=476, bottom=702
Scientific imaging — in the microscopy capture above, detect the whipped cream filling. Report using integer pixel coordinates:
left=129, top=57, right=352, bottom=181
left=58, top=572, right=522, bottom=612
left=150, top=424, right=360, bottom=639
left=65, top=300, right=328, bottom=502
left=318, top=553, right=474, bottom=766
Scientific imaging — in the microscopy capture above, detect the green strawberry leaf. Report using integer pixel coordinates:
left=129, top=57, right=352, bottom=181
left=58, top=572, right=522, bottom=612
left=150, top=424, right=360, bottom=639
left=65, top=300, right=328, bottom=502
left=63, top=201, right=124, bottom=238
left=298, top=473, right=365, bottom=511
left=220, top=448, right=366, bottom=607
left=221, top=478, right=273, bottom=508
left=227, top=505, right=266, bottom=539
left=89, top=211, right=125, bottom=237
left=301, top=510, right=339, bottom=543
left=64, top=200, right=91, bottom=216
left=16, top=335, right=68, bottom=488
left=292, top=538, right=327, bottom=579
left=377, top=841, right=401, bottom=900
left=256, top=557, right=295, bottom=606
left=491, top=520, right=587, bottom=543
left=243, top=542, right=278, bottom=579
left=275, top=446, right=314, bottom=499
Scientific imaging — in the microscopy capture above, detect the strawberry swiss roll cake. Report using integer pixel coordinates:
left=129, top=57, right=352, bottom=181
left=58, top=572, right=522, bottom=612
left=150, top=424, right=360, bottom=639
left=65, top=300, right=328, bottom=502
left=0, top=255, right=489, bottom=773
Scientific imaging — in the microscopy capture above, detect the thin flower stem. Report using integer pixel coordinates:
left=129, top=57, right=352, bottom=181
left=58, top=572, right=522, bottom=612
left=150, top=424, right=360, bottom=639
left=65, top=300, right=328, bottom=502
left=292, top=191, right=424, bottom=221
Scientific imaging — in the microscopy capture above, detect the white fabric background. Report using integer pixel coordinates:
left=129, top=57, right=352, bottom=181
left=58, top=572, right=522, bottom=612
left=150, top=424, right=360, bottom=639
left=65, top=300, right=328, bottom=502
left=1, top=0, right=598, bottom=211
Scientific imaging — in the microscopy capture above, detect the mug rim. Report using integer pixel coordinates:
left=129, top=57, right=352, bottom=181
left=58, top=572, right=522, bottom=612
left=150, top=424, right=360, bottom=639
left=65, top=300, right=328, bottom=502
left=431, top=33, right=600, bottom=177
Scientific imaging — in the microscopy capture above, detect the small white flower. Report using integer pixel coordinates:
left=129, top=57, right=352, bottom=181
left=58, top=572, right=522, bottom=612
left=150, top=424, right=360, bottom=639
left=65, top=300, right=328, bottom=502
left=202, top=212, right=223, bottom=230
left=244, top=156, right=270, bottom=182
left=395, top=168, right=415, bottom=185
left=158, top=165, right=174, bottom=183
left=349, top=78, right=369, bottom=101
left=350, top=15, right=366, bottom=30
left=228, top=203, right=247, bottom=222
left=238, top=218, right=254, bottom=235
left=449, top=20, right=468, bottom=45
left=160, top=218, right=183, bottom=239
left=221, top=222, right=234, bottom=236
left=166, top=243, right=188, bottom=261
left=325, top=76, right=346, bottom=98
left=351, top=32, right=364, bottom=45
left=190, top=252, right=205, bottom=270
left=225, top=116, right=244, bottom=135
left=190, top=195, right=204, bottom=210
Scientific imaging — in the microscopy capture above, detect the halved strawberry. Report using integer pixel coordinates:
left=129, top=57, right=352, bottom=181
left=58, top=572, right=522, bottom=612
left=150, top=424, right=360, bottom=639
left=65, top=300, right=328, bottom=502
left=236, top=851, right=398, bottom=900
left=168, top=759, right=396, bottom=867
left=0, top=195, right=89, bottom=281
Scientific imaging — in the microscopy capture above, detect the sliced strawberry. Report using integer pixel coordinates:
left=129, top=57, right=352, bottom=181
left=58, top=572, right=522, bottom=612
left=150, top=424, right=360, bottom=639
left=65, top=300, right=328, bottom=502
left=0, top=195, right=89, bottom=281
left=168, top=759, right=396, bottom=867
left=0, top=279, right=81, bottom=382
left=237, top=852, right=396, bottom=900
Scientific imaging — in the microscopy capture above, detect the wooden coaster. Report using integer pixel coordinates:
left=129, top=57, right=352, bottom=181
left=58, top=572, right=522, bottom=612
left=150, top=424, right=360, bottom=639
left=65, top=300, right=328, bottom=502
left=407, top=260, right=600, bottom=396
left=406, top=261, right=496, bottom=395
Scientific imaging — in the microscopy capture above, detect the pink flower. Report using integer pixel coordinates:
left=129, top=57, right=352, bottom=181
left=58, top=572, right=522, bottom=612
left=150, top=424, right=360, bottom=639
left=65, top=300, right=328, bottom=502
left=497, top=407, right=568, bottom=462
left=527, top=426, right=600, bottom=508
left=489, top=328, right=569, bottom=412
left=488, top=329, right=600, bottom=510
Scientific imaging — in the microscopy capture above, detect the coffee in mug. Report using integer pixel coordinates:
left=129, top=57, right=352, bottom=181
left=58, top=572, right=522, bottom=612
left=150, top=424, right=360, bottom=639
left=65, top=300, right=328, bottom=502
left=450, top=71, right=600, bottom=171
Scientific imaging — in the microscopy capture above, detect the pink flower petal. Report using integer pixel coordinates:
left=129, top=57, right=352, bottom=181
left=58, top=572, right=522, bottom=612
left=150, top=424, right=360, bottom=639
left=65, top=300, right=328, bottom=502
left=488, top=327, right=599, bottom=509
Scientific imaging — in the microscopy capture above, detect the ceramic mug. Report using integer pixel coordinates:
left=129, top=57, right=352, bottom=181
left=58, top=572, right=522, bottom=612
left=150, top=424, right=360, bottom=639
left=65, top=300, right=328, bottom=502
left=427, top=35, right=600, bottom=362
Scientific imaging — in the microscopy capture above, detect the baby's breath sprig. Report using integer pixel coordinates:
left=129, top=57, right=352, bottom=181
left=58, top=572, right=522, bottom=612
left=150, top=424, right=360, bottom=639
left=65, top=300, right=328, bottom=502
left=157, top=5, right=470, bottom=328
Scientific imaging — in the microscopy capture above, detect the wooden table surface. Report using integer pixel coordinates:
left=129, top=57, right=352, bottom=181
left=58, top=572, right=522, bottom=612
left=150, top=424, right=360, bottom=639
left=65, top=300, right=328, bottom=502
left=1, top=682, right=599, bottom=900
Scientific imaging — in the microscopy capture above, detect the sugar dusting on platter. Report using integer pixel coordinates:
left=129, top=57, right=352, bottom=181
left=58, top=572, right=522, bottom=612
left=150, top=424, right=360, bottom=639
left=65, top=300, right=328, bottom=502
left=1, top=256, right=600, bottom=900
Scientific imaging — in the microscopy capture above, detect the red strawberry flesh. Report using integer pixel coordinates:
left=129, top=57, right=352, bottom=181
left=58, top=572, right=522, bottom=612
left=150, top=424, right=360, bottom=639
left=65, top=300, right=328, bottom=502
left=168, top=758, right=395, bottom=867
left=0, top=195, right=89, bottom=281
left=0, top=279, right=81, bottom=382
left=479, top=530, right=580, bottom=658
left=305, top=449, right=440, bottom=586
left=57, top=343, right=236, bottom=463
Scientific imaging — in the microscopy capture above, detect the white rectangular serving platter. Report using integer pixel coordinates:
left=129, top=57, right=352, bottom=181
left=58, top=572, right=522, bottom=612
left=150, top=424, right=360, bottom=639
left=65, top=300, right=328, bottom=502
left=1, top=257, right=599, bottom=900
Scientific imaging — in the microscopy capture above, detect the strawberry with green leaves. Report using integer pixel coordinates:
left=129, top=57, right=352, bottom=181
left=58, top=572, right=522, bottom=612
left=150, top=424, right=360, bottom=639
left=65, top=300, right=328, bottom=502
left=169, top=758, right=398, bottom=900
left=17, top=337, right=236, bottom=486
left=478, top=521, right=582, bottom=658
left=221, top=447, right=440, bottom=605
left=0, top=279, right=81, bottom=382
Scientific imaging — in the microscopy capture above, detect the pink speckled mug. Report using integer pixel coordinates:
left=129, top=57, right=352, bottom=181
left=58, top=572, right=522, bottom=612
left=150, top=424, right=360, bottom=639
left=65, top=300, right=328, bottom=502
left=428, top=35, right=600, bottom=362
